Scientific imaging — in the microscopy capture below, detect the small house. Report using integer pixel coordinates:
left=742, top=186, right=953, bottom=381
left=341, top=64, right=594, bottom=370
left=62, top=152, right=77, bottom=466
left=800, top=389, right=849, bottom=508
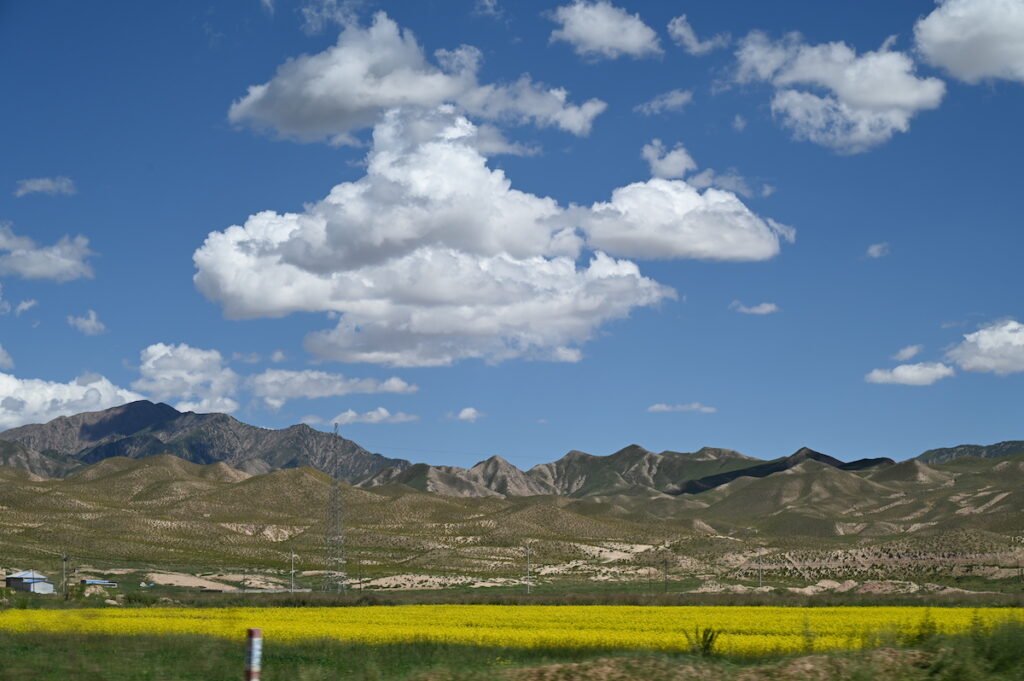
left=5, top=570, right=56, bottom=595
left=80, top=579, right=118, bottom=588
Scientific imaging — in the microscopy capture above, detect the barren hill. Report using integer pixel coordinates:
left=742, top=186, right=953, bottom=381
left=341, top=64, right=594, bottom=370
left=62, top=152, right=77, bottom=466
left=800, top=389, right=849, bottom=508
left=676, top=447, right=894, bottom=495
left=0, top=449, right=1020, bottom=590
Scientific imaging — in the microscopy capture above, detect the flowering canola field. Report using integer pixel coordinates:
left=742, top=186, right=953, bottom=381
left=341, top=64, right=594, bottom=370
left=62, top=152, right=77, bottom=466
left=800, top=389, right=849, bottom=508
left=1, top=606, right=1020, bottom=655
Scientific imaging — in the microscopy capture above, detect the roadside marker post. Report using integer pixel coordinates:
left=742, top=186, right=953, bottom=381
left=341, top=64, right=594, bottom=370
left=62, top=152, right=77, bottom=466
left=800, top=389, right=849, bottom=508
left=245, top=628, right=263, bottom=681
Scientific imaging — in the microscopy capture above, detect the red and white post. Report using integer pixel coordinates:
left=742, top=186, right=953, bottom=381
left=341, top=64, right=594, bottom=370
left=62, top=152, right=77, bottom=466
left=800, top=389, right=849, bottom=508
left=245, top=628, right=263, bottom=681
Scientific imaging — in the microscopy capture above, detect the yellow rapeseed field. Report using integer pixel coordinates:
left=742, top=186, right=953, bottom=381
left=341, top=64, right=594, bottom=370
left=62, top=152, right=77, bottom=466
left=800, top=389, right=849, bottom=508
left=0, top=606, right=1020, bottom=655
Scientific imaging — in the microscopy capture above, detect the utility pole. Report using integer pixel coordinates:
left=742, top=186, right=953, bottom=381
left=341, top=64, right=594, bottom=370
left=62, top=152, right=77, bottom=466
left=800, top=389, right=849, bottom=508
left=663, top=559, right=668, bottom=594
left=62, top=553, right=69, bottom=600
left=289, top=553, right=296, bottom=593
left=322, top=423, right=347, bottom=594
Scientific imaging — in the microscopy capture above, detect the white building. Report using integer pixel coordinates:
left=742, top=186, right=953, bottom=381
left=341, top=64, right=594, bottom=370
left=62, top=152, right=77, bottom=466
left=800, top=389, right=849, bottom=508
left=5, top=570, right=56, bottom=594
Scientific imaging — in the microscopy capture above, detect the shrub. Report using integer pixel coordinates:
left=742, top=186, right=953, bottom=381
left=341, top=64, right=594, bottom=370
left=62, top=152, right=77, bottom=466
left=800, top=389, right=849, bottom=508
left=683, top=626, right=720, bottom=657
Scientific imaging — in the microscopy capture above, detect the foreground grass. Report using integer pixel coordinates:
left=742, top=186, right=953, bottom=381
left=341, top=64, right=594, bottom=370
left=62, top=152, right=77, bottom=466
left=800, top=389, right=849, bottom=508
left=0, top=634, right=603, bottom=681
left=1, top=621, right=1023, bottom=681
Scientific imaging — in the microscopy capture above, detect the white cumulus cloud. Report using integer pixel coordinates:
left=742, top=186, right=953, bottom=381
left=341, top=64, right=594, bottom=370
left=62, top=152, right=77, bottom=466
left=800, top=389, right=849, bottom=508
left=648, top=402, right=717, bottom=414
left=0, top=345, right=12, bottom=370
left=667, top=15, right=730, bottom=55
left=634, top=89, right=694, bottom=116
left=735, top=31, right=946, bottom=153
left=946, top=319, right=1024, bottom=374
left=195, top=107, right=674, bottom=368
left=457, top=406, right=482, bottom=422
left=248, top=369, right=417, bottom=408
left=333, top=407, right=418, bottom=424
left=865, top=362, right=955, bottom=385
left=582, top=178, right=795, bottom=261
left=131, top=343, right=240, bottom=413
left=67, top=309, right=106, bottom=336
left=915, top=0, right=1024, bottom=83
left=0, top=372, right=144, bottom=430
left=15, top=299, right=37, bottom=316
left=730, top=300, right=779, bottom=315
left=641, top=139, right=697, bottom=179
left=549, top=1, right=661, bottom=60
left=229, top=12, right=606, bottom=144
left=0, top=222, right=94, bottom=282
left=14, top=176, right=76, bottom=198
left=892, top=344, right=923, bottom=361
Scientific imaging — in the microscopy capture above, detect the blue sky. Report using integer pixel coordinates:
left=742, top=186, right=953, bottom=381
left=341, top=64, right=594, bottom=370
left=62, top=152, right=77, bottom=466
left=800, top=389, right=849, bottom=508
left=2, top=0, right=1023, bottom=468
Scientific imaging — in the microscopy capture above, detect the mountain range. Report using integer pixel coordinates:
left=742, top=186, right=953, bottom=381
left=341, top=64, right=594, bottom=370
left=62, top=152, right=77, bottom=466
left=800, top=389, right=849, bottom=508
left=0, top=401, right=407, bottom=480
left=1, top=402, right=1022, bottom=587
left=1, top=400, right=1022, bottom=502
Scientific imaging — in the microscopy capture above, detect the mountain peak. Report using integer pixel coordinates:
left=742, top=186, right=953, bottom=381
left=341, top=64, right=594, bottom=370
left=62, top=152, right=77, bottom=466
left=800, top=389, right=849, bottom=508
left=78, top=400, right=181, bottom=440
left=465, top=455, right=555, bottom=496
left=0, top=399, right=182, bottom=456
left=474, top=454, right=512, bottom=467
left=611, top=444, right=652, bottom=456
left=787, top=447, right=843, bottom=467
left=0, top=401, right=409, bottom=481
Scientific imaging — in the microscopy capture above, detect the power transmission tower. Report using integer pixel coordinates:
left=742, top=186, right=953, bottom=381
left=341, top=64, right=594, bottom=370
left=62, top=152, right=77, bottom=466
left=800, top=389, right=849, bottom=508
left=322, top=423, right=347, bottom=593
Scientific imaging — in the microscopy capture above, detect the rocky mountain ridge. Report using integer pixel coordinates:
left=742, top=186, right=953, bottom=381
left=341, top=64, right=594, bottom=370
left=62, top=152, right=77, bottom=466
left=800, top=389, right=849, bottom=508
left=0, top=401, right=409, bottom=480
left=354, top=445, right=762, bottom=498
left=917, top=440, right=1024, bottom=464
left=0, top=401, right=1021, bottom=501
